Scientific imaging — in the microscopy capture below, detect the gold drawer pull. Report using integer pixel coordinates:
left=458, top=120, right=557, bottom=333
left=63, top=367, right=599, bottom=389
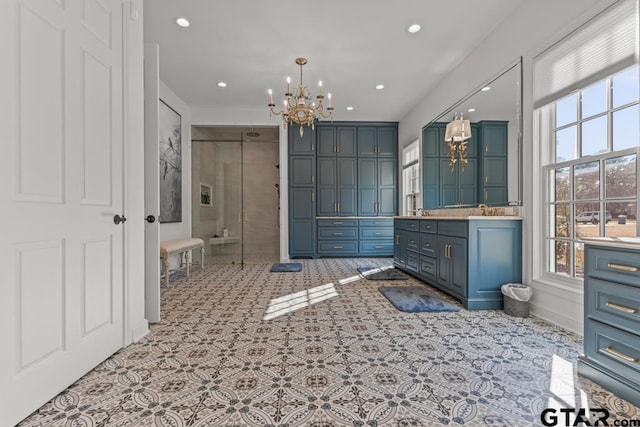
left=333, top=232, right=343, bottom=235
left=410, top=223, right=416, bottom=228
left=424, top=243, right=431, bottom=247
left=374, top=245, right=384, bottom=249
left=333, top=245, right=343, bottom=249
left=605, top=301, right=638, bottom=314
left=425, top=225, right=431, bottom=229
left=607, top=263, right=639, bottom=272
left=605, top=346, right=638, bottom=363
left=374, top=232, right=382, bottom=235
left=333, top=221, right=343, bottom=225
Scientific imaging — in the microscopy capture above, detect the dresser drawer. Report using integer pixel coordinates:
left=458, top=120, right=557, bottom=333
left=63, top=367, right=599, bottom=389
left=359, top=227, right=393, bottom=239
left=359, top=241, right=394, bottom=254
left=317, top=219, right=358, bottom=227
left=586, top=277, right=640, bottom=334
left=420, top=220, right=437, bottom=233
left=586, top=246, right=640, bottom=288
left=419, top=255, right=436, bottom=281
left=419, top=234, right=437, bottom=257
left=359, top=219, right=393, bottom=227
left=584, top=319, right=640, bottom=380
left=395, top=219, right=419, bottom=232
left=406, top=250, right=419, bottom=273
left=318, top=241, right=358, bottom=254
left=437, top=220, right=467, bottom=238
left=318, top=227, right=357, bottom=240
left=406, top=232, right=419, bottom=251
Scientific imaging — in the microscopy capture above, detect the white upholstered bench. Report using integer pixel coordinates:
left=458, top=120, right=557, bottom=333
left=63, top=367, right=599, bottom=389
left=159, top=238, right=205, bottom=286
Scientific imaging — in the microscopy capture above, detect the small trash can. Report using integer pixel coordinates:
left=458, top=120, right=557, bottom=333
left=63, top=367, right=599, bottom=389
left=501, top=283, right=532, bottom=317
left=618, top=215, right=627, bottom=224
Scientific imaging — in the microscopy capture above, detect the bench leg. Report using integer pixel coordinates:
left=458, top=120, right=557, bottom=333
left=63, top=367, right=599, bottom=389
left=201, top=247, right=205, bottom=269
left=162, top=257, right=169, bottom=287
left=185, top=250, right=190, bottom=278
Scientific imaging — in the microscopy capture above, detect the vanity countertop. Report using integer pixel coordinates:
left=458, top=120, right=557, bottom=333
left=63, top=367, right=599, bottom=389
left=580, top=236, right=640, bottom=248
left=394, top=215, right=523, bottom=221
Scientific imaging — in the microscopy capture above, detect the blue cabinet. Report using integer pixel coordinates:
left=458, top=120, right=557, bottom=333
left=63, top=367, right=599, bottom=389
left=439, top=158, right=477, bottom=207
left=289, top=188, right=316, bottom=257
left=317, top=158, right=357, bottom=216
left=394, top=218, right=522, bottom=309
left=357, top=126, right=397, bottom=216
left=289, top=124, right=315, bottom=155
left=317, top=126, right=356, bottom=156
left=289, top=156, right=315, bottom=187
left=357, top=126, right=397, bottom=157
left=317, top=218, right=393, bottom=257
left=479, top=121, right=508, bottom=205
left=578, top=243, right=640, bottom=408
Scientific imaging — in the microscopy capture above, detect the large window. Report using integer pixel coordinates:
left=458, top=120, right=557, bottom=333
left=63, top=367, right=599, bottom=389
left=541, top=65, right=639, bottom=279
left=402, top=140, right=420, bottom=215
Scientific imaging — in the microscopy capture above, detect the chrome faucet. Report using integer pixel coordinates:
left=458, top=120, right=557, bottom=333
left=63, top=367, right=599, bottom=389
left=478, top=204, right=489, bottom=216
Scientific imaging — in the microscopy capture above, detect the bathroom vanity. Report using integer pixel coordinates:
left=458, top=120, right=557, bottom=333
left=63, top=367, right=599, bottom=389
left=394, top=215, right=522, bottom=310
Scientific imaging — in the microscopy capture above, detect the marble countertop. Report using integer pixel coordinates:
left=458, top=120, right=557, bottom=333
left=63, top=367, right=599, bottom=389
left=580, top=237, right=640, bottom=248
left=394, top=215, right=523, bottom=220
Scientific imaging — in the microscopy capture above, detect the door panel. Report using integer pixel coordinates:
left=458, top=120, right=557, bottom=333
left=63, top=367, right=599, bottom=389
left=0, top=0, right=125, bottom=424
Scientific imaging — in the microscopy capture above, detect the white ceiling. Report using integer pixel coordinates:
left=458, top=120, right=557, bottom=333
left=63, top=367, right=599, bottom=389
left=143, top=0, right=525, bottom=123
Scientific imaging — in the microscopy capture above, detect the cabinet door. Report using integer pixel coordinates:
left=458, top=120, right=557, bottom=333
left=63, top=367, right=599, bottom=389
left=377, top=127, right=397, bottom=157
left=423, top=158, right=439, bottom=209
left=458, top=158, right=477, bottom=206
left=289, top=124, right=315, bottom=155
left=337, top=127, right=356, bottom=156
left=422, top=124, right=444, bottom=157
left=337, top=158, right=357, bottom=215
left=317, top=158, right=336, bottom=215
left=317, top=126, right=336, bottom=156
left=378, top=158, right=397, bottom=215
left=393, top=229, right=407, bottom=267
left=358, top=158, right=377, bottom=216
left=290, top=156, right=315, bottom=186
left=448, top=236, right=468, bottom=297
left=289, top=188, right=316, bottom=255
left=481, top=121, right=508, bottom=156
left=440, top=159, right=458, bottom=207
left=357, top=127, right=377, bottom=157
left=483, top=157, right=507, bottom=187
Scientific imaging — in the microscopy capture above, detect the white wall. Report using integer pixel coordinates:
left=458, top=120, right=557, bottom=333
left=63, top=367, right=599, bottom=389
left=398, top=0, right=617, bottom=334
left=159, top=80, right=192, bottom=267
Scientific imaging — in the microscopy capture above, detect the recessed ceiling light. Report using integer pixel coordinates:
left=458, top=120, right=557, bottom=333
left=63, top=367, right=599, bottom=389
left=217, top=82, right=227, bottom=88
left=375, top=84, right=385, bottom=90
left=346, top=106, right=354, bottom=111
left=407, top=24, right=421, bottom=34
left=175, top=17, right=190, bottom=28
left=481, top=86, right=491, bottom=92
left=467, top=108, right=476, bottom=112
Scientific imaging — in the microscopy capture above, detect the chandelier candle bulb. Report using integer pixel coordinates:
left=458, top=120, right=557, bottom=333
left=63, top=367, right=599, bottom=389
left=268, top=89, right=274, bottom=105
left=328, top=93, right=332, bottom=108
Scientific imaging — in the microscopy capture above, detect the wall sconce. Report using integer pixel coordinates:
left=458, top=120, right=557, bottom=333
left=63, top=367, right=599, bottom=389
left=444, top=113, right=472, bottom=171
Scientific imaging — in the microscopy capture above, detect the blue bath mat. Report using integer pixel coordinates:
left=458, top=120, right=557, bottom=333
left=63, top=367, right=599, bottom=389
left=358, top=266, right=408, bottom=280
left=270, top=262, right=303, bottom=272
left=378, top=286, right=459, bottom=313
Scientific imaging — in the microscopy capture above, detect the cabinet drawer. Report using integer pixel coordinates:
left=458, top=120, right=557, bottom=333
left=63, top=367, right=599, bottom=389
left=586, top=277, right=640, bottom=334
left=406, top=232, right=419, bottom=251
left=437, top=220, right=467, bottom=237
left=419, top=255, right=436, bottom=281
left=359, top=219, right=393, bottom=227
left=406, top=250, right=419, bottom=272
left=420, top=220, right=437, bottom=233
left=318, top=227, right=357, bottom=240
left=317, top=219, right=358, bottom=227
left=419, top=234, right=437, bottom=257
left=586, top=246, right=640, bottom=288
left=584, top=319, right=640, bottom=379
left=318, top=241, right=358, bottom=254
left=395, top=219, right=419, bottom=232
left=359, top=241, right=394, bottom=254
left=360, top=227, right=393, bottom=239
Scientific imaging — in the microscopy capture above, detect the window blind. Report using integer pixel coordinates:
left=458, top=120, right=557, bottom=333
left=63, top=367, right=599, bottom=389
left=533, top=0, right=638, bottom=109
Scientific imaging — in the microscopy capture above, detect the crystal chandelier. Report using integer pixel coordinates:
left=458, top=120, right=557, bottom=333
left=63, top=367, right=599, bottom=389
left=268, top=57, right=334, bottom=137
left=444, top=113, right=472, bottom=171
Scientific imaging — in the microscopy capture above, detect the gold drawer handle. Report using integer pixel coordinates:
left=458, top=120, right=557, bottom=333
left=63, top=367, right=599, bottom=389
left=424, top=243, right=431, bottom=247
left=374, top=245, right=384, bottom=249
left=605, top=301, right=638, bottom=314
left=607, top=263, right=639, bottom=272
left=605, top=346, right=638, bottom=363
left=333, top=222, right=343, bottom=225
left=425, top=225, right=431, bottom=229
left=333, top=232, right=343, bottom=235
left=410, top=224, right=416, bottom=228
left=374, top=232, right=382, bottom=235
left=333, top=246, right=343, bottom=249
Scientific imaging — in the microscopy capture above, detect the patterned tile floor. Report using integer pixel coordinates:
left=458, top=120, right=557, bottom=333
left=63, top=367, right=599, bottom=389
left=19, top=258, right=639, bottom=427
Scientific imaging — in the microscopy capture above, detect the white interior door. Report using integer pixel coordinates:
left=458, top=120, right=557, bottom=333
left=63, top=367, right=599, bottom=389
left=144, top=43, right=161, bottom=323
left=0, top=0, right=126, bottom=424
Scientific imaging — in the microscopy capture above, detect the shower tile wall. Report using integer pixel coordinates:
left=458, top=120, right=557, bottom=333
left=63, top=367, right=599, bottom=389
left=191, top=131, right=279, bottom=265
